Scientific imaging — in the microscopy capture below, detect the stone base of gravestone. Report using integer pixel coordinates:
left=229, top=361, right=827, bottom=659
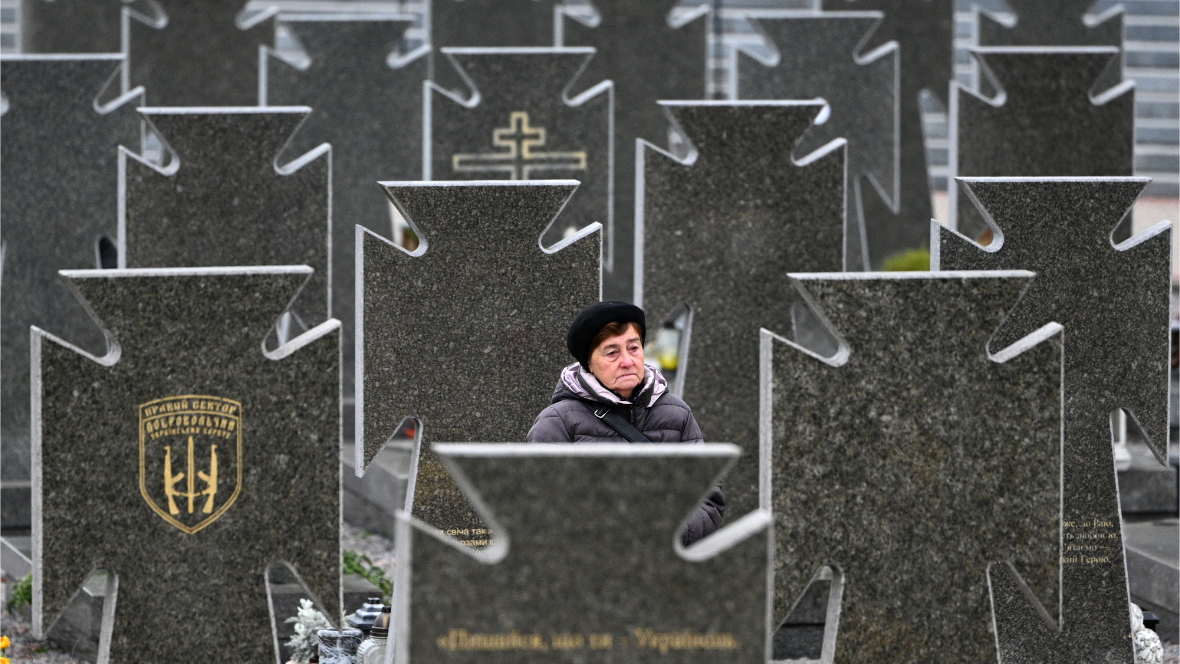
left=342, top=441, right=413, bottom=539
left=1125, top=519, right=1179, bottom=643
left=1117, top=443, right=1179, bottom=514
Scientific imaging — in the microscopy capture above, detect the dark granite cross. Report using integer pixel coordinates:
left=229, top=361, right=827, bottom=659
left=263, top=14, right=426, bottom=425
left=429, top=47, right=611, bottom=249
left=430, top=0, right=563, bottom=96
left=356, top=182, right=599, bottom=545
left=558, top=0, right=707, bottom=298
left=978, top=0, right=1123, bottom=49
left=126, top=0, right=275, bottom=106
left=763, top=271, right=1062, bottom=662
left=638, top=101, right=845, bottom=521
left=1, top=54, right=142, bottom=531
left=32, top=266, right=340, bottom=664
left=736, top=11, right=898, bottom=270
left=822, top=0, right=954, bottom=268
left=22, top=0, right=127, bottom=53
left=937, top=178, right=1172, bottom=662
left=392, top=443, right=771, bottom=664
left=950, top=48, right=1134, bottom=240
left=120, top=107, right=330, bottom=326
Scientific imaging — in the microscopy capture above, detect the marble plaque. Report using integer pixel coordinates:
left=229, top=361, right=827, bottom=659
left=637, top=101, right=845, bottom=521
left=21, top=0, right=124, bottom=53
left=120, top=107, right=330, bottom=326
left=936, top=178, right=1172, bottom=662
left=558, top=0, right=707, bottom=299
left=392, top=443, right=771, bottom=664
left=357, top=182, right=599, bottom=544
left=1, top=54, right=141, bottom=530
left=32, top=266, right=341, bottom=664
left=126, top=0, right=275, bottom=106
left=822, top=0, right=954, bottom=268
left=763, top=271, right=1062, bottom=662
left=950, top=47, right=1134, bottom=241
left=428, top=47, right=611, bottom=249
left=263, top=14, right=426, bottom=420
left=736, top=11, right=897, bottom=271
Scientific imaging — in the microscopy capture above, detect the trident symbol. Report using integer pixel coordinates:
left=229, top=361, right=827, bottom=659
left=163, top=436, right=218, bottom=515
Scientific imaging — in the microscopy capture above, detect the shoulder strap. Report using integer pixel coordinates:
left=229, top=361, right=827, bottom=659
left=592, top=404, right=652, bottom=443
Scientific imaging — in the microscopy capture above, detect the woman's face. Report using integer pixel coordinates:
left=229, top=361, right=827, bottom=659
left=589, top=325, right=645, bottom=398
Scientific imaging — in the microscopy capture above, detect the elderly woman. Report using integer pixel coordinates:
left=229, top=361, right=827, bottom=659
left=526, top=301, right=724, bottom=544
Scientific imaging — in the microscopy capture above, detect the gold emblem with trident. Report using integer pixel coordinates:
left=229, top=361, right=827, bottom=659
left=163, top=436, right=218, bottom=515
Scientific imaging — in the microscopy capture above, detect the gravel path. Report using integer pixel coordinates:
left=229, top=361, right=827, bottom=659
left=1, top=614, right=87, bottom=664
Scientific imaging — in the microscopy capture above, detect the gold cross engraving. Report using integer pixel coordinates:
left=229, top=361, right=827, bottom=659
left=452, top=111, right=587, bottom=180
left=163, top=436, right=218, bottom=515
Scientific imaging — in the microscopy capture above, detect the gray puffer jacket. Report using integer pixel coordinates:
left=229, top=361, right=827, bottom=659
left=526, top=362, right=725, bottom=544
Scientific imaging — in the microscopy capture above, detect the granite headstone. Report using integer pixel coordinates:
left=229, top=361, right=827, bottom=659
left=120, top=107, right=330, bottom=326
left=637, top=101, right=845, bottom=520
left=0, top=54, right=142, bottom=530
left=125, top=0, right=276, bottom=106
left=21, top=0, right=126, bottom=53
left=949, top=48, right=1134, bottom=240
left=392, top=442, right=771, bottom=664
left=427, top=47, right=611, bottom=247
left=263, top=13, right=426, bottom=424
left=822, top=0, right=954, bottom=267
left=762, top=271, right=1062, bottom=662
left=936, top=178, right=1172, bottom=662
left=32, top=265, right=341, bottom=664
left=357, top=181, right=599, bottom=545
left=736, top=11, right=898, bottom=270
left=430, top=0, right=562, bottom=94
left=558, top=0, right=707, bottom=299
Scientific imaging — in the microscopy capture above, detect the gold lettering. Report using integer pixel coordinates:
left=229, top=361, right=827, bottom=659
left=632, top=629, right=739, bottom=653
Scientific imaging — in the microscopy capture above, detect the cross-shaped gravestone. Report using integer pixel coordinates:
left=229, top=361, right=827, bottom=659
left=126, top=0, right=275, bottom=106
left=357, top=182, right=599, bottom=544
left=1, top=54, right=142, bottom=531
left=428, top=47, right=611, bottom=247
left=430, top=0, right=563, bottom=94
left=736, top=11, right=898, bottom=271
left=763, top=271, right=1062, bottom=662
left=950, top=48, right=1134, bottom=241
left=936, top=178, right=1172, bottom=662
left=822, top=0, right=953, bottom=268
left=392, top=443, right=771, bottom=664
left=32, top=266, right=341, bottom=664
left=21, top=0, right=126, bottom=53
left=637, top=101, right=844, bottom=521
left=558, top=0, right=707, bottom=299
left=262, top=13, right=426, bottom=426
left=120, top=107, right=330, bottom=326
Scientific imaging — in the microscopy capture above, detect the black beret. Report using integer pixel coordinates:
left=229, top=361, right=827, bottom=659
left=567, top=301, right=646, bottom=370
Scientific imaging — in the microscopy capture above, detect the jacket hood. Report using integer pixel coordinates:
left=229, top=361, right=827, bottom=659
left=553, top=362, right=668, bottom=408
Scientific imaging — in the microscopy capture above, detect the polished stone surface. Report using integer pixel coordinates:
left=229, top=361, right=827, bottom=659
left=559, top=0, right=707, bottom=299
left=736, top=11, right=897, bottom=270
left=763, top=271, right=1061, bottom=662
left=21, top=0, right=124, bottom=53
left=394, top=443, right=771, bottom=664
left=430, top=0, right=562, bottom=94
left=264, top=15, right=426, bottom=420
left=1, top=55, right=141, bottom=529
left=428, top=48, right=611, bottom=249
left=822, top=0, right=954, bottom=268
left=937, top=177, right=1172, bottom=663
left=126, top=0, right=275, bottom=106
left=638, top=102, right=844, bottom=521
left=32, top=267, right=340, bottom=664
left=121, top=107, right=330, bottom=326
left=950, top=48, right=1134, bottom=241
left=358, top=182, right=598, bottom=544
